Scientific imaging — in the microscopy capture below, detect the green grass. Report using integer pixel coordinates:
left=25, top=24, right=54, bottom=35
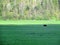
left=0, top=25, right=60, bottom=45
left=0, top=20, right=60, bottom=25
left=0, top=20, right=60, bottom=45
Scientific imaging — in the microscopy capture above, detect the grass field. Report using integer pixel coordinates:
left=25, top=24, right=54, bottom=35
left=0, top=20, right=60, bottom=45
left=0, top=20, right=60, bottom=25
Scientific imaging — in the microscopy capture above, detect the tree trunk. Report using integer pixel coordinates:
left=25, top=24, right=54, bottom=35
left=2, top=3, right=6, bottom=20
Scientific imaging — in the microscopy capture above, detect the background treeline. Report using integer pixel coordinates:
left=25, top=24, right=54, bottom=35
left=0, top=0, right=60, bottom=20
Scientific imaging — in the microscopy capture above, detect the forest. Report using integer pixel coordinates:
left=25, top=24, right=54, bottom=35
left=0, top=0, right=60, bottom=20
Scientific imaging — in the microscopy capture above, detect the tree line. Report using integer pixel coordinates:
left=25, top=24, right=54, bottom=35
left=0, top=0, right=60, bottom=20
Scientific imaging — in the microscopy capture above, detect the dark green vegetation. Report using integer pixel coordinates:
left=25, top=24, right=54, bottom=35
left=0, top=0, right=60, bottom=20
left=0, top=24, right=60, bottom=45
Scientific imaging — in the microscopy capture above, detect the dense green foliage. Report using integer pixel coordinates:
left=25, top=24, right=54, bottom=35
left=0, top=0, right=60, bottom=20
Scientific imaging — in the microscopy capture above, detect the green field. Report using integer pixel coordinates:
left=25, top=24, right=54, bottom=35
left=0, top=20, right=60, bottom=25
left=0, top=20, right=60, bottom=45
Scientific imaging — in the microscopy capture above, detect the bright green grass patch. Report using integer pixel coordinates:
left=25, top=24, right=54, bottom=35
left=0, top=20, right=60, bottom=25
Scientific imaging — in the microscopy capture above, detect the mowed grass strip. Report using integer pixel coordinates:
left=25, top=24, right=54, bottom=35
left=0, top=20, right=60, bottom=25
